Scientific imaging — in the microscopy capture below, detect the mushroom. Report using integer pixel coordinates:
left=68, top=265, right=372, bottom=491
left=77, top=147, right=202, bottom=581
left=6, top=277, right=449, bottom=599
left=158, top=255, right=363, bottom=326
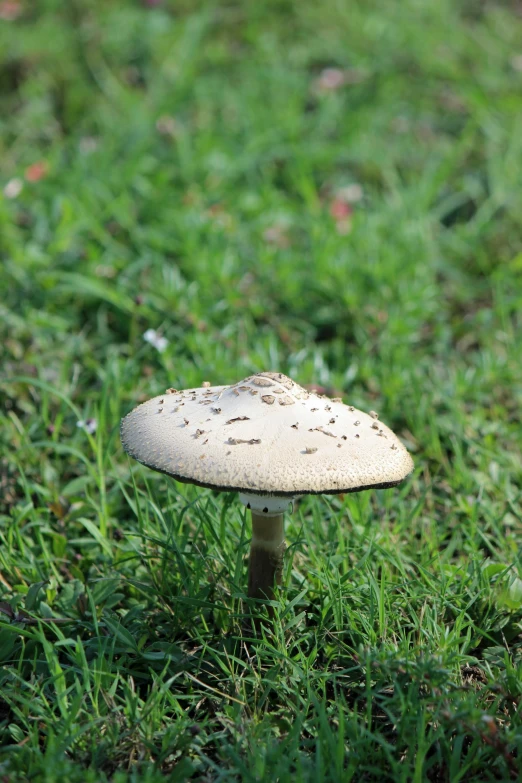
left=121, top=372, right=413, bottom=603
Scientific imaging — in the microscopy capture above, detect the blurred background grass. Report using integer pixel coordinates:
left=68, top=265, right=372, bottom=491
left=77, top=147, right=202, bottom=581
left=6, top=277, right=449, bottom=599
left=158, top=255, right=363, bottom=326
left=1, top=0, right=522, bottom=780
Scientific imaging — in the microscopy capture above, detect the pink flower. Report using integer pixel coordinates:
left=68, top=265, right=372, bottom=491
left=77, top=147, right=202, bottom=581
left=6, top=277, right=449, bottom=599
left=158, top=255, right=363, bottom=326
left=25, top=161, right=49, bottom=182
left=315, top=68, right=345, bottom=92
left=329, top=197, right=354, bottom=235
left=329, top=197, right=353, bottom=221
left=0, top=1, right=22, bottom=21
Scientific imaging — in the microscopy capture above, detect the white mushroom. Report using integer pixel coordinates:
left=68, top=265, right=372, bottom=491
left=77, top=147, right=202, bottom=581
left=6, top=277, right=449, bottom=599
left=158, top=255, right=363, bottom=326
left=121, top=371, right=413, bottom=605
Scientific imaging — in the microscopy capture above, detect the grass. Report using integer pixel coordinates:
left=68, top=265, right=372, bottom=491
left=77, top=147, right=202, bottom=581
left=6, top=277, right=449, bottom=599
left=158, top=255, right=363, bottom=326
left=1, top=0, right=522, bottom=779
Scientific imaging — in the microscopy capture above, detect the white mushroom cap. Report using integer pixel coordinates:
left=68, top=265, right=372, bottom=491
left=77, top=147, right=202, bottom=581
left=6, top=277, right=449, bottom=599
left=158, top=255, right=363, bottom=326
left=121, top=372, right=413, bottom=497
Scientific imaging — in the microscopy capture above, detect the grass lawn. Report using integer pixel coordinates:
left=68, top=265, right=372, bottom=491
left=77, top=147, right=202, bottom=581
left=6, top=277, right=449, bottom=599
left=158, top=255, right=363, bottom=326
left=1, top=0, right=522, bottom=780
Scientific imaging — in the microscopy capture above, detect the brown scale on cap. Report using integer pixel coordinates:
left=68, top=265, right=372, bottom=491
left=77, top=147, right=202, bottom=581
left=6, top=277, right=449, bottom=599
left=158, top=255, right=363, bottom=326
left=252, top=377, right=274, bottom=387
left=260, top=372, right=293, bottom=390
left=312, top=426, right=337, bottom=438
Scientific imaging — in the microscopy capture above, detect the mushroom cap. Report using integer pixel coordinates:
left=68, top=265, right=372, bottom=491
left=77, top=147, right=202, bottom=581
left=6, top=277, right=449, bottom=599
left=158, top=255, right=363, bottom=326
left=121, top=371, right=413, bottom=497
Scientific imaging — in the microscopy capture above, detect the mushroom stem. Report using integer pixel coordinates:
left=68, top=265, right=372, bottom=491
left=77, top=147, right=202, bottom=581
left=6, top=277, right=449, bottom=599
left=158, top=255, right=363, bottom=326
left=247, top=512, right=285, bottom=601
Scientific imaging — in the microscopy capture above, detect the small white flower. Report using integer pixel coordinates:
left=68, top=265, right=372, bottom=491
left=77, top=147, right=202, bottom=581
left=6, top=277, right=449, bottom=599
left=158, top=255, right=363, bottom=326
left=79, top=136, right=98, bottom=154
left=511, top=54, right=522, bottom=72
left=143, top=328, right=168, bottom=352
left=336, top=184, right=364, bottom=204
left=77, top=418, right=98, bottom=435
left=3, top=178, right=23, bottom=199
